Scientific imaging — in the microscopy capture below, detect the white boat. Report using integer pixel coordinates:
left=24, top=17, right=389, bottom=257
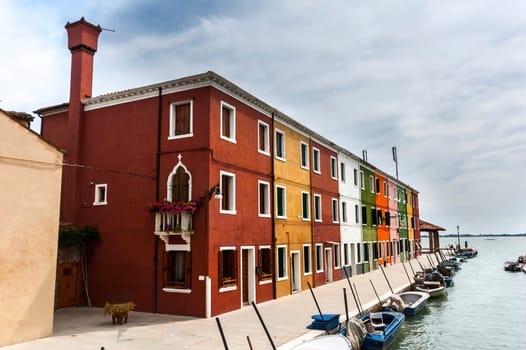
left=415, top=281, right=447, bottom=297
left=397, top=291, right=430, bottom=315
left=290, top=335, right=353, bottom=349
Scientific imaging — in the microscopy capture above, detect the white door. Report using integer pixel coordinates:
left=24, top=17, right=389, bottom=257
left=290, top=251, right=301, bottom=293
left=325, top=247, right=333, bottom=283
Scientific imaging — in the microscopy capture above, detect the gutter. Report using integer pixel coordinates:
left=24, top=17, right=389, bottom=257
left=152, top=86, right=162, bottom=313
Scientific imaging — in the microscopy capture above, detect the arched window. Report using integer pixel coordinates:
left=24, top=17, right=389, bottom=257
left=167, top=154, right=192, bottom=202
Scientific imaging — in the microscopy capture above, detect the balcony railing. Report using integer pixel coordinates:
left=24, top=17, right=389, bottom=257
left=154, top=211, right=194, bottom=247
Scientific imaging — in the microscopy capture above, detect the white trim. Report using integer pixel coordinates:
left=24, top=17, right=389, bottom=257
left=330, top=156, right=338, bottom=180
left=312, top=147, right=321, bottom=174
left=220, top=101, right=236, bottom=143
left=258, top=180, right=271, bottom=218
left=303, top=244, right=312, bottom=276
left=300, top=141, right=309, bottom=170
left=316, top=243, right=324, bottom=273
left=219, top=246, right=237, bottom=292
left=301, top=191, right=310, bottom=221
left=93, top=184, right=108, bottom=206
left=257, top=120, right=270, bottom=156
left=341, top=201, right=347, bottom=223
left=334, top=244, right=341, bottom=269
left=275, top=128, right=286, bottom=161
left=331, top=198, right=339, bottom=223
left=240, top=246, right=256, bottom=307
left=276, top=185, right=287, bottom=219
left=313, top=194, right=322, bottom=222
left=340, top=161, right=346, bottom=183
left=168, top=100, right=193, bottom=139
left=290, top=250, right=301, bottom=292
left=167, top=154, right=192, bottom=202
left=277, top=245, right=288, bottom=281
left=162, top=288, right=191, bottom=294
left=219, top=171, right=236, bottom=215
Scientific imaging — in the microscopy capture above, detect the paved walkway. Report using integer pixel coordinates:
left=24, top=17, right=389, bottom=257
left=4, top=256, right=437, bottom=350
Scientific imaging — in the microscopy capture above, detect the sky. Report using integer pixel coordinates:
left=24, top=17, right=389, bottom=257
left=1, top=0, right=525, bottom=234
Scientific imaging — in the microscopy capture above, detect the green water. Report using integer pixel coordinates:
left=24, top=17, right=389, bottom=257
left=391, top=236, right=526, bottom=349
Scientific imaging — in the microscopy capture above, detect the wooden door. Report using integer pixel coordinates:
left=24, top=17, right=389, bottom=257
left=57, top=262, right=78, bottom=308
left=242, top=250, right=249, bottom=304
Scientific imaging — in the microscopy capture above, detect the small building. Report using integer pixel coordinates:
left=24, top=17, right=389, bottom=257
left=0, top=109, right=63, bottom=346
left=419, top=219, right=446, bottom=253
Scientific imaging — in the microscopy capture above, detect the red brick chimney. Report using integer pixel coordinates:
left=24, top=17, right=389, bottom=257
left=65, top=17, right=101, bottom=162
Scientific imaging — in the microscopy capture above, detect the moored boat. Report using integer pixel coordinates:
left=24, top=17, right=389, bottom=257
left=397, top=291, right=430, bottom=315
left=504, top=261, right=523, bottom=272
left=415, top=281, right=447, bottom=297
left=290, top=335, right=353, bottom=349
left=358, top=311, right=405, bottom=350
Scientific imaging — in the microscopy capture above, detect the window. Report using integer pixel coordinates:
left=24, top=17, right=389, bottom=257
left=275, top=129, right=285, bottom=160
left=164, top=251, right=191, bottom=289
left=169, top=101, right=192, bottom=139
left=314, top=194, right=322, bottom=222
left=258, top=120, right=270, bottom=155
left=357, top=244, right=362, bottom=263
left=330, top=156, right=337, bottom=179
left=303, top=245, right=312, bottom=275
left=355, top=204, right=359, bottom=224
left=93, top=184, right=107, bottom=205
left=219, top=248, right=237, bottom=289
left=383, top=182, right=388, bottom=197
left=411, top=217, right=415, bottom=229
left=375, top=178, right=380, bottom=194
left=259, top=247, right=272, bottom=282
left=220, top=171, right=236, bottom=214
left=343, top=243, right=349, bottom=266
left=313, top=148, right=320, bottom=173
left=373, top=243, right=378, bottom=260
left=258, top=181, right=270, bottom=217
left=360, top=171, right=365, bottom=189
left=332, top=198, right=339, bottom=223
left=353, top=168, right=358, bottom=186
left=300, top=142, right=309, bottom=169
left=334, top=244, right=341, bottom=268
left=277, top=245, right=287, bottom=280
left=361, top=206, right=367, bottom=225
left=301, top=192, right=310, bottom=220
left=377, top=209, right=382, bottom=226
left=316, top=244, right=323, bottom=272
left=364, top=243, right=369, bottom=262
left=341, top=201, right=347, bottom=223
left=220, top=101, right=236, bottom=143
left=385, top=211, right=391, bottom=226
left=369, top=175, right=374, bottom=193
left=276, top=185, right=286, bottom=218
left=371, top=207, right=377, bottom=226
left=340, top=162, right=346, bottom=182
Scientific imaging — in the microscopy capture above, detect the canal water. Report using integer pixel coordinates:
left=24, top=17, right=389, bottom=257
left=391, top=235, right=526, bottom=349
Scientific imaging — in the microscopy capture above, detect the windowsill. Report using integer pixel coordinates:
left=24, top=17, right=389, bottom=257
left=276, top=215, right=287, bottom=219
left=258, top=149, right=270, bottom=156
left=276, top=156, right=286, bottom=162
left=168, top=133, right=193, bottom=140
left=258, top=213, right=271, bottom=218
left=93, top=201, right=107, bottom=206
left=162, top=288, right=191, bottom=294
left=313, top=170, right=321, bottom=175
left=219, top=286, right=237, bottom=293
left=220, top=210, right=237, bottom=215
left=301, top=165, right=309, bottom=170
left=304, top=272, right=312, bottom=276
left=220, top=136, right=237, bottom=144
left=302, top=218, right=311, bottom=222
left=259, top=279, right=272, bottom=285
left=316, top=269, right=324, bottom=273
left=277, top=277, right=288, bottom=282
left=314, top=219, right=322, bottom=223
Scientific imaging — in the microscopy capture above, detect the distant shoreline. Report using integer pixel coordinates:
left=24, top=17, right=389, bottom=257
left=421, top=233, right=526, bottom=237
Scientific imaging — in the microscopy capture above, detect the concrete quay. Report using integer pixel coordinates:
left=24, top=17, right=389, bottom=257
left=4, top=256, right=437, bottom=350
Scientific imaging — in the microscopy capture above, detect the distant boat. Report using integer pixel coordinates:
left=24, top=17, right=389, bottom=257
left=358, top=311, right=405, bottom=350
left=290, top=335, right=353, bottom=349
left=504, top=261, right=523, bottom=272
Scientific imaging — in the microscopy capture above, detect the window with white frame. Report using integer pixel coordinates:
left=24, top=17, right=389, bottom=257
left=369, top=175, right=374, bottom=193
left=360, top=171, right=365, bottom=189
left=363, top=243, right=369, bottom=263
left=343, top=243, right=349, bottom=266
left=276, top=185, right=286, bottom=218
left=275, top=129, right=285, bottom=160
left=375, top=178, right=380, bottom=194
left=316, top=244, right=323, bottom=272
left=220, top=101, right=236, bottom=143
left=219, top=247, right=237, bottom=290
left=361, top=206, right=367, bottom=225
left=330, top=156, right=337, bottom=180
left=314, top=194, right=322, bottom=222
left=169, top=101, right=192, bottom=139
left=258, top=120, right=270, bottom=155
left=93, top=184, right=107, bottom=205
left=371, top=207, right=377, bottom=226
left=334, top=244, right=341, bottom=268
left=355, top=204, right=359, bottom=224
left=384, top=181, right=388, bottom=197
left=220, top=171, right=236, bottom=214
left=357, top=243, right=362, bottom=263
left=303, top=245, right=312, bottom=275
left=331, top=198, right=339, bottom=223
left=354, top=168, right=358, bottom=186
left=258, top=180, right=270, bottom=217
left=341, top=201, right=347, bottom=223
left=301, top=191, right=310, bottom=220
left=277, top=245, right=288, bottom=280
left=300, top=142, right=309, bottom=169
left=164, top=251, right=191, bottom=289
left=312, top=148, right=320, bottom=173
left=340, top=162, right=346, bottom=182
left=259, top=247, right=272, bottom=282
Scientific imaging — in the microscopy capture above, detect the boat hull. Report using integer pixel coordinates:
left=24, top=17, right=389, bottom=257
left=398, top=291, right=430, bottom=316
left=415, top=284, right=446, bottom=297
left=358, top=311, right=405, bottom=350
left=290, top=335, right=353, bottom=349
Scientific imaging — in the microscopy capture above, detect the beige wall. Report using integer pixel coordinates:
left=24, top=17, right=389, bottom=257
left=0, top=112, right=63, bottom=346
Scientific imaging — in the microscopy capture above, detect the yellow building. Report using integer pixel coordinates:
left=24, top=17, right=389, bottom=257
left=406, top=189, right=415, bottom=257
left=0, top=110, right=63, bottom=346
left=273, top=118, right=313, bottom=297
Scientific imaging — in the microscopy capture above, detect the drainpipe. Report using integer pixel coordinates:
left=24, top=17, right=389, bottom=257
left=271, top=112, right=277, bottom=300
left=152, top=86, right=163, bottom=313
left=309, top=135, right=316, bottom=287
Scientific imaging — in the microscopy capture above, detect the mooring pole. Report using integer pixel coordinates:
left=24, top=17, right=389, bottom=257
left=401, top=260, right=413, bottom=285
left=251, top=302, right=277, bottom=350
left=307, top=281, right=329, bottom=334
left=369, top=279, right=382, bottom=307
left=215, top=317, right=229, bottom=350
left=379, top=265, right=394, bottom=294
left=344, top=267, right=362, bottom=315
left=343, top=288, right=349, bottom=336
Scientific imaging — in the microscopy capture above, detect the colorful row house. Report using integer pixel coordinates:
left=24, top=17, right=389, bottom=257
left=38, top=18, right=421, bottom=317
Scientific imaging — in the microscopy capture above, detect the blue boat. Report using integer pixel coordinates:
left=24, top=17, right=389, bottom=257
left=358, top=311, right=405, bottom=350
left=384, top=291, right=430, bottom=316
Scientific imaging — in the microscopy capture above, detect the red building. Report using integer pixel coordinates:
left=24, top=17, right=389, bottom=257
left=38, top=18, right=274, bottom=317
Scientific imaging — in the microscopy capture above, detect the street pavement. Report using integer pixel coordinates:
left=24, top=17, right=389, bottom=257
left=3, top=256, right=437, bottom=350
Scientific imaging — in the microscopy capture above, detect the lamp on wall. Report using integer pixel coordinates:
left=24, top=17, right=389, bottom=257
left=208, top=183, right=222, bottom=200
